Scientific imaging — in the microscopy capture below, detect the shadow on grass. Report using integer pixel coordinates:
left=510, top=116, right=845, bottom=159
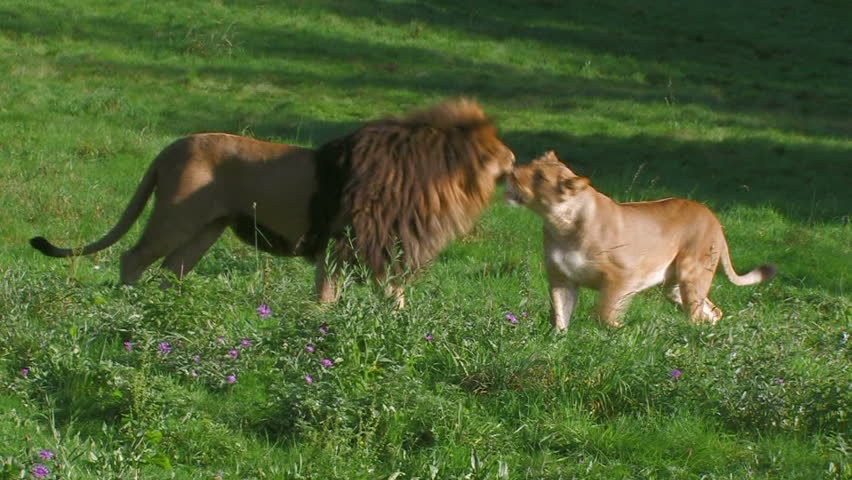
left=3, top=1, right=851, bottom=141
left=301, top=0, right=852, bottom=131
left=2, top=3, right=849, bottom=221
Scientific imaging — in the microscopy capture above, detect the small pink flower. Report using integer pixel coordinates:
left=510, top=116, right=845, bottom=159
left=31, top=464, right=49, bottom=478
left=240, top=338, right=252, bottom=348
left=20, top=367, right=29, bottom=378
left=670, top=369, right=682, bottom=380
left=319, top=325, right=329, bottom=335
left=38, top=449, right=54, bottom=461
left=123, top=341, right=133, bottom=352
left=192, top=354, right=201, bottom=363
left=228, top=349, right=239, bottom=359
left=304, top=374, right=313, bottom=384
left=424, top=333, right=433, bottom=342
left=256, top=303, right=271, bottom=319
left=305, top=344, right=315, bottom=353
left=217, top=336, right=226, bottom=344
left=158, top=342, right=172, bottom=354
left=226, top=374, right=237, bottom=384
left=321, top=358, right=334, bottom=368
left=191, top=370, right=199, bottom=378
left=505, top=312, right=519, bottom=324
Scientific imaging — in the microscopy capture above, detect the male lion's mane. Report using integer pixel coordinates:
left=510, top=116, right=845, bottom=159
left=306, top=98, right=506, bottom=278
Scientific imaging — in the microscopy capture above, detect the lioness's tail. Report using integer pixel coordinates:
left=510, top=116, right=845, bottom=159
left=30, top=164, right=158, bottom=258
left=718, top=236, right=776, bottom=286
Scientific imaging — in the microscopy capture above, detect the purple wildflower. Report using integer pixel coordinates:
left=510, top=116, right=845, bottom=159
left=226, top=374, right=237, bottom=384
left=123, top=341, right=133, bottom=352
left=256, top=303, right=271, bottom=319
left=191, top=370, right=199, bottom=378
left=228, top=349, right=239, bottom=359
left=38, top=449, right=54, bottom=461
left=305, top=344, right=315, bottom=353
left=321, top=358, right=334, bottom=368
left=31, top=464, right=49, bottom=478
left=240, top=338, right=252, bottom=348
left=776, top=377, right=785, bottom=385
left=20, top=367, right=29, bottom=378
left=217, top=336, right=226, bottom=344
left=505, top=312, right=519, bottom=324
left=304, top=374, right=313, bottom=384
left=319, top=325, right=329, bottom=335
left=192, top=354, right=201, bottom=363
left=424, top=333, right=433, bottom=342
left=158, top=342, right=172, bottom=354
left=670, top=369, right=682, bottom=380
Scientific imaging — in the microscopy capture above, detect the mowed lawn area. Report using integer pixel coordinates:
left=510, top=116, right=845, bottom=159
left=1, top=1, right=849, bottom=478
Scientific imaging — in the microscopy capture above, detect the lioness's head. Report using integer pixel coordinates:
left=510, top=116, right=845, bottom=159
left=505, top=150, right=590, bottom=214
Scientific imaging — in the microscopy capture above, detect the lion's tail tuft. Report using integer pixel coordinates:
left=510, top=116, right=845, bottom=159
left=29, top=236, right=70, bottom=257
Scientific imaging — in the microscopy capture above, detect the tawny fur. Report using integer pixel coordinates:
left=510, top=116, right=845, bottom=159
left=506, top=150, right=775, bottom=330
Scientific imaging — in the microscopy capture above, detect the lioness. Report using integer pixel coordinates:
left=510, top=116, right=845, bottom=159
left=505, top=151, right=775, bottom=330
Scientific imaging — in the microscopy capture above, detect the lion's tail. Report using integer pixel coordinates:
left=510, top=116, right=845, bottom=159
left=718, top=234, right=776, bottom=286
left=30, top=164, right=158, bottom=258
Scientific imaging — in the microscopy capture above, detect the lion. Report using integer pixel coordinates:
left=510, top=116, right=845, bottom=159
left=505, top=150, right=775, bottom=330
left=30, top=99, right=515, bottom=307
left=309, top=98, right=516, bottom=307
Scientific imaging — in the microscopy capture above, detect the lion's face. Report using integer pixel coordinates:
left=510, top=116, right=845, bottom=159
left=505, top=150, right=589, bottom=214
left=490, top=141, right=516, bottom=180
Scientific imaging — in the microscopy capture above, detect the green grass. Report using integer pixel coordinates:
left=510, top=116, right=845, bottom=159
left=1, top=0, right=850, bottom=478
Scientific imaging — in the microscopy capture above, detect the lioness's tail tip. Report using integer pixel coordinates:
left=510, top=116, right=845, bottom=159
left=760, top=264, right=778, bottom=282
left=30, top=236, right=60, bottom=256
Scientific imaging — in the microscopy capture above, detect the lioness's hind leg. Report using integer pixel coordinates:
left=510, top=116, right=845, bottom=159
left=701, top=297, right=723, bottom=325
left=667, top=283, right=721, bottom=324
left=162, top=219, right=228, bottom=279
left=676, top=257, right=717, bottom=324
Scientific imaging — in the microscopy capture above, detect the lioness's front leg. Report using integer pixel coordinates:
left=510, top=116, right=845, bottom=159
left=547, top=266, right=578, bottom=331
left=597, top=281, right=636, bottom=328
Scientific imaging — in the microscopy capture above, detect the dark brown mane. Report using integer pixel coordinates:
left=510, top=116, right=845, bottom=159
left=307, top=98, right=508, bottom=279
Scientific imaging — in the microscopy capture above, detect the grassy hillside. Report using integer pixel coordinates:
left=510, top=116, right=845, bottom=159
left=1, top=1, right=849, bottom=478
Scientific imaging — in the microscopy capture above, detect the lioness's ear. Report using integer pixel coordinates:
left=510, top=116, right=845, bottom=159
left=572, top=176, right=590, bottom=190
left=544, top=150, right=559, bottom=161
left=560, top=176, right=590, bottom=192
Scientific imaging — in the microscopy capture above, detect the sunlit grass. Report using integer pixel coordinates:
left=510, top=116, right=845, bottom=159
left=1, top=0, right=849, bottom=478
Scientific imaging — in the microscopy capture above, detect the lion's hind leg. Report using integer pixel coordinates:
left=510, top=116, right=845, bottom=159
left=119, top=203, right=222, bottom=285
left=161, top=219, right=229, bottom=281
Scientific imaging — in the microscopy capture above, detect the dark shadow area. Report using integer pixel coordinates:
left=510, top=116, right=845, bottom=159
left=298, top=0, right=852, bottom=133
left=3, top=2, right=850, bottom=140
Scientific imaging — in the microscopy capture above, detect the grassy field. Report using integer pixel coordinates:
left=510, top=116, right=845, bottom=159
left=1, top=0, right=850, bottom=478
